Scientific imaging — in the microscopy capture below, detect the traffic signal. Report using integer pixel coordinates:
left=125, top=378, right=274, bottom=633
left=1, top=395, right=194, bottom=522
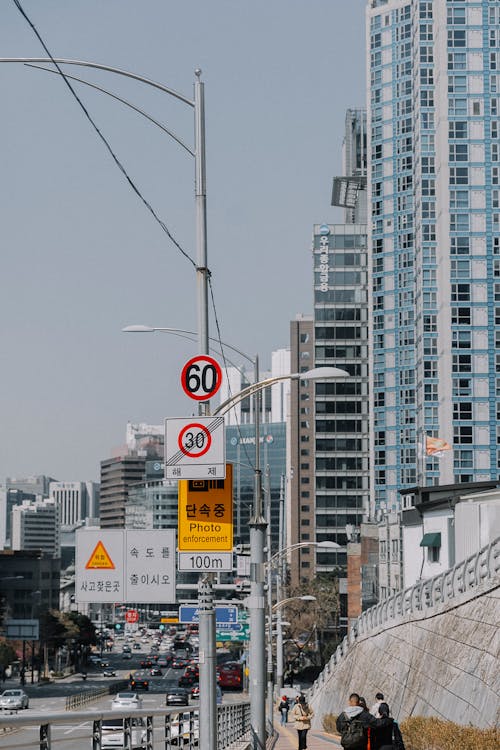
left=159, top=624, right=165, bottom=632
left=115, top=623, right=122, bottom=632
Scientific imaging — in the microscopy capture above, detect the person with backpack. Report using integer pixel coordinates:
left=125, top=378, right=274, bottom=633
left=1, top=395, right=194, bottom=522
left=291, top=694, right=314, bottom=749
left=336, top=693, right=378, bottom=750
left=276, top=694, right=290, bottom=725
left=370, top=692, right=386, bottom=718
left=370, top=702, right=406, bottom=750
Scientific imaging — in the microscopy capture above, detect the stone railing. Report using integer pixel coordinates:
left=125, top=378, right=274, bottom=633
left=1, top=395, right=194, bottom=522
left=309, top=536, right=499, bottom=697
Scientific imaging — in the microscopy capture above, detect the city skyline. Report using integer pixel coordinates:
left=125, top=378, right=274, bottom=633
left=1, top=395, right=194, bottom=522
left=1, top=1, right=366, bottom=480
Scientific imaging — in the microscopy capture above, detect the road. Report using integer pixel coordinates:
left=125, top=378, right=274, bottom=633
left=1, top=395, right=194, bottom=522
left=1, top=639, right=246, bottom=750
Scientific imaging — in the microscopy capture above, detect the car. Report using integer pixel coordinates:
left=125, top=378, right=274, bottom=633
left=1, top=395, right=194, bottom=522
left=165, top=688, right=190, bottom=706
left=103, top=669, right=116, bottom=677
left=129, top=672, right=149, bottom=691
left=122, top=652, right=132, bottom=660
left=101, top=717, right=146, bottom=749
left=172, top=657, right=189, bottom=669
left=150, top=667, right=162, bottom=676
left=0, top=689, right=29, bottom=710
left=132, top=642, right=141, bottom=650
left=111, top=691, right=143, bottom=709
left=122, top=645, right=131, bottom=653
left=156, top=656, right=168, bottom=668
left=98, top=659, right=110, bottom=668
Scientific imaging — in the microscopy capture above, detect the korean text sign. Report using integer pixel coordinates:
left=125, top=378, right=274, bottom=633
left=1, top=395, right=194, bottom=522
left=178, top=463, right=233, bottom=551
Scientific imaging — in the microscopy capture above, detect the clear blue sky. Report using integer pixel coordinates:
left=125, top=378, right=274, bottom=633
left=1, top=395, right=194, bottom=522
left=1, top=0, right=366, bottom=481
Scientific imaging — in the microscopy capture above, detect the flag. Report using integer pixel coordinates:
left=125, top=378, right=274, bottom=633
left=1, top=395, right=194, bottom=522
left=425, top=435, right=452, bottom=457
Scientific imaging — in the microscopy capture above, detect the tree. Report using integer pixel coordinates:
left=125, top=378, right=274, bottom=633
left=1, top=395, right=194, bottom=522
left=281, top=574, right=341, bottom=668
left=0, top=641, right=17, bottom=669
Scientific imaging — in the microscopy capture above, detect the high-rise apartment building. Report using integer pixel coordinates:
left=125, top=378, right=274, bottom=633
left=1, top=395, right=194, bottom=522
left=367, top=0, right=500, bottom=513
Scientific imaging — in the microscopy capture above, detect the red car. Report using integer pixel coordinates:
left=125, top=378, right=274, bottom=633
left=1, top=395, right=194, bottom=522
left=216, top=662, right=243, bottom=690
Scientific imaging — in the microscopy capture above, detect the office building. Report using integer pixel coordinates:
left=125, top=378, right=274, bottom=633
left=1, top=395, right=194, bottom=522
left=0, top=549, right=60, bottom=620
left=11, top=498, right=60, bottom=557
left=226, top=422, right=287, bottom=550
left=49, top=481, right=100, bottom=527
left=288, top=314, right=316, bottom=586
left=367, top=0, right=500, bottom=514
left=217, top=349, right=291, bottom=426
left=313, top=222, right=370, bottom=575
left=99, top=455, right=146, bottom=527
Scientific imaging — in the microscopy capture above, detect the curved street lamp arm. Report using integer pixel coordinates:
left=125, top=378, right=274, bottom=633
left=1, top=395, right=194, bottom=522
left=26, top=64, right=194, bottom=156
left=149, top=327, right=256, bottom=366
left=213, top=373, right=299, bottom=416
left=0, top=58, right=194, bottom=107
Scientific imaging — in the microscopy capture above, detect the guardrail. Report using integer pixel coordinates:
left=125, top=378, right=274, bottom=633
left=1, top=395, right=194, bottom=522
left=310, top=536, right=500, bottom=696
left=65, top=680, right=129, bottom=710
left=0, top=702, right=251, bottom=749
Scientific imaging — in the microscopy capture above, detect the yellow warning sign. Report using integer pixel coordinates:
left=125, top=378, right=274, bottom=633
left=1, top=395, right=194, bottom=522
left=85, top=541, right=115, bottom=569
left=178, top=464, right=233, bottom=551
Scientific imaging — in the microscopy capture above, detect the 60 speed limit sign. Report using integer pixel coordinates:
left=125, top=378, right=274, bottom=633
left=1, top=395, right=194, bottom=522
left=181, top=355, right=222, bottom=402
left=164, top=416, right=226, bottom=480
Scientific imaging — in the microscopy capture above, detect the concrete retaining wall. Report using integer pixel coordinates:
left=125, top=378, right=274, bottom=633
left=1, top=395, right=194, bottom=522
left=310, top=576, right=499, bottom=729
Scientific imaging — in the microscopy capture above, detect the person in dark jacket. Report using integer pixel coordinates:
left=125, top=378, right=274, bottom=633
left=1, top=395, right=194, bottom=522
left=336, top=693, right=378, bottom=750
left=371, top=703, right=405, bottom=750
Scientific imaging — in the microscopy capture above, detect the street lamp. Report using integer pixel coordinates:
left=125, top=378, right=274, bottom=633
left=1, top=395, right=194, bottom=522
left=266, top=541, right=340, bottom=693
left=267, top=595, right=316, bottom=729
left=214, top=366, right=349, bottom=749
left=0, top=56, right=217, bottom=749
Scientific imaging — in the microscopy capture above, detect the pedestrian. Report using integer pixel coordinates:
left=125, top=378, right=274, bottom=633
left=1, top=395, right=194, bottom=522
left=276, top=694, right=290, bottom=725
left=336, top=693, right=378, bottom=750
left=371, top=703, right=406, bottom=750
left=291, top=694, right=314, bottom=750
left=370, top=692, right=385, bottom=718
left=358, top=696, right=368, bottom=710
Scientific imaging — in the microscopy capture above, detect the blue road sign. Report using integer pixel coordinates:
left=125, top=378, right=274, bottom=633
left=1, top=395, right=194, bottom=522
left=179, top=605, right=238, bottom=625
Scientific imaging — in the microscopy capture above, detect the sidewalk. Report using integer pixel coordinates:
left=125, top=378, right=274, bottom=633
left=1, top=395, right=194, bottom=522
left=272, top=720, right=341, bottom=749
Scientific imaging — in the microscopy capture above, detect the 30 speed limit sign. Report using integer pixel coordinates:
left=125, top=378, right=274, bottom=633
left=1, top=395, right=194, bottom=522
left=181, top=355, right=222, bottom=402
left=164, top=416, right=226, bottom=479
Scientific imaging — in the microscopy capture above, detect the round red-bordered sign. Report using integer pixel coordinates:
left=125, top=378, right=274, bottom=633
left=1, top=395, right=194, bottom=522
left=178, top=422, right=212, bottom=458
left=125, top=609, right=139, bottom=624
left=181, top=355, right=222, bottom=401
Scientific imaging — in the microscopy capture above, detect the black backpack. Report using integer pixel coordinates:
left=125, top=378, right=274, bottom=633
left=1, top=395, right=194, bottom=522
left=340, top=715, right=366, bottom=749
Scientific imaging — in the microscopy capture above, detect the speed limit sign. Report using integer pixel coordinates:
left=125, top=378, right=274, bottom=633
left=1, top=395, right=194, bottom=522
left=165, top=416, right=226, bottom=479
left=181, top=355, right=223, bottom=402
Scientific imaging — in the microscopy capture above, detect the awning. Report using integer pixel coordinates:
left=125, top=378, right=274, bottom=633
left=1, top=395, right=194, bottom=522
left=420, top=532, right=441, bottom=548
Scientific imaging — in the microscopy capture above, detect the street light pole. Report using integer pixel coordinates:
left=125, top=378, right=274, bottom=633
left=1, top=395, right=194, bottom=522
left=213, top=369, right=348, bottom=747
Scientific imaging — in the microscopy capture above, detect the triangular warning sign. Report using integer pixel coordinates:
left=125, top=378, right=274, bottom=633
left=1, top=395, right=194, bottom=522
left=85, top=541, right=115, bottom=570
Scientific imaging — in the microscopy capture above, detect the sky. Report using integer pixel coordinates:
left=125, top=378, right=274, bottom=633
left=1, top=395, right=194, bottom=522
left=1, top=0, right=367, bottom=482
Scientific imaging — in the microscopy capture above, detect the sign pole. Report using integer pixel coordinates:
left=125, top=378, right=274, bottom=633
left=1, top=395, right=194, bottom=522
left=193, top=69, right=217, bottom=750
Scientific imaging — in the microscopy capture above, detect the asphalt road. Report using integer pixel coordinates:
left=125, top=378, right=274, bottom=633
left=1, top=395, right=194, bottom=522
left=0, top=640, right=246, bottom=750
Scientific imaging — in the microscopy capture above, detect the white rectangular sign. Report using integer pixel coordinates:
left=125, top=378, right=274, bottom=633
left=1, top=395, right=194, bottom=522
left=177, top=551, right=233, bottom=572
left=76, top=529, right=176, bottom=603
left=165, top=416, right=226, bottom=479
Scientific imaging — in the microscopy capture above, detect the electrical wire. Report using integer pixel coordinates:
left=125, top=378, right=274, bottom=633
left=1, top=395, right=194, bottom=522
left=11, top=0, right=196, bottom=269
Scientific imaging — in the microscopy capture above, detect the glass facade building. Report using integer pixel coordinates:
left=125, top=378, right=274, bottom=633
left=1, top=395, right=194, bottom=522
left=313, top=224, right=370, bottom=572
left=367, top=0, right=500, bottom=513
left=225, top=422, right=286, bottom=551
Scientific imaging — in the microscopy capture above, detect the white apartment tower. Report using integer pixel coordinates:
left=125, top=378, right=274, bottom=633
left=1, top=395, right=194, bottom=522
left=367, top=0, right=500, bottom=514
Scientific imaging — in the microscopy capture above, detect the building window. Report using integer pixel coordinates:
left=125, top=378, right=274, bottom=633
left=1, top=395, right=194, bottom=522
left=428, top=546, right=440, bottom=563
left=453, top=402, right=473, bottom=420
left=454, top=425, right=473, bottom=444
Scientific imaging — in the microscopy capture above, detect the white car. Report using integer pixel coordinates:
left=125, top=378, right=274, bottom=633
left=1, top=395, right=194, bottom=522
left=0, top=689, right=29, bottom=710
left=101, top=717, right=145, bottom=749
left=111, top=692, right=143, bottom=710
